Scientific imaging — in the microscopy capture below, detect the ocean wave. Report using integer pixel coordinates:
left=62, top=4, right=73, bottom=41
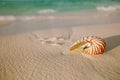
left=0, top=15, right=56, bottom=21
left=96, top=6, right=120, bottom=12
left=37, top=9, right=56, bottom=14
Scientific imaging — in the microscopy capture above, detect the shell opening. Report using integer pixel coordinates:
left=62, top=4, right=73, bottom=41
left=69, top=41, right=88, bottom=51
left=81, top=42, right=91, bottom=50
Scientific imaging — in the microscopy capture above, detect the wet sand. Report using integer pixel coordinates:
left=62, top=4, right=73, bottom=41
left=0, top=11, right=120, bottom=80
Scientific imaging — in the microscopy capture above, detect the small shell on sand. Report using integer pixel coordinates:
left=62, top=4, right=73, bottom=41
left=70, top=36, right=106, bottom=55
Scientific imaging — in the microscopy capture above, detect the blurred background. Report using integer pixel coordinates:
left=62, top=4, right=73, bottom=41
left=0, top=0, right=120, bottom=15
left=0, top=0, right=120, bottom=35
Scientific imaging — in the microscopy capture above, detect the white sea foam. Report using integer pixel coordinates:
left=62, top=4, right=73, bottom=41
left=0, top=15, right=56, bottom=21
left=17, top=16, right=36, bottom=21
left=0, top=16, right=16, bottom=21
left=96, top=6, right=120, bottom=12
left=37, top=9, right=56, bottom=14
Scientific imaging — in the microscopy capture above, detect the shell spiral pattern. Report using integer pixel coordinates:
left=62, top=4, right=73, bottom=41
left=70, top=36, right=106, bottom=55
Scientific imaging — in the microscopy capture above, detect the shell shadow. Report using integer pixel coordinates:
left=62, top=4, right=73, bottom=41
left=104, top=35, right=120, bottom=52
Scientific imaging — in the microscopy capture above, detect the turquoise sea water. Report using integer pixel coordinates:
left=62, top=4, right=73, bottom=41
left=0, top=0, right=120, bottom=15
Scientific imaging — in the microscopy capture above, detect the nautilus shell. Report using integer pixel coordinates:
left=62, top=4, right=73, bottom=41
left=70, top=36, right=106, bottom=55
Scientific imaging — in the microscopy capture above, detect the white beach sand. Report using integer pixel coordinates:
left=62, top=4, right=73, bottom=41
left=0, top=11, right=120, bottom=80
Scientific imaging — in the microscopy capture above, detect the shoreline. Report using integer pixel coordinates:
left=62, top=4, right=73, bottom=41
left=0, top=7, right=120, bottom=21
left=0, top=9, right=120, bottom=25
left=0, top=10, right=120, bottom=36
